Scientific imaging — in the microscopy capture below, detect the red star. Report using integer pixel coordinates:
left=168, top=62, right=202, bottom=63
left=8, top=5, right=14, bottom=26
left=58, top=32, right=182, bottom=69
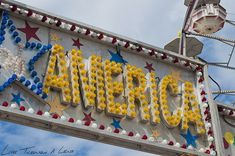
left=144, top=62, right=155, bottom=72
left=17, top=21, right=41, bottom=41
left=82, top=112, right=95, bottom=123
left=72, top=38, right=83, bottom=49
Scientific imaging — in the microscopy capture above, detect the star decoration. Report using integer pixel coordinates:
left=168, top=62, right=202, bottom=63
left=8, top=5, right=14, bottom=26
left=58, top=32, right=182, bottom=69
left=72, top=38, right=83, bottom=49
left=144, top=62, right=155, bottom=72
left=111, top=118, right=123, bottom=129
left=170, top=68, right=184, bottom=82
left=108, top=49, right=128, bottom=64
left=150, top=127, right=160, bottom=139
left=17, top=21, right=41, bottom=41
left=48, top=93, right=69, bottom=115
left=82, top=112, right=96, bottom=123
left=50, top=33, right=62, bottom=42
left=11, top=92, right=25, bottom=106
left=181, top=129, right=199, bottom=148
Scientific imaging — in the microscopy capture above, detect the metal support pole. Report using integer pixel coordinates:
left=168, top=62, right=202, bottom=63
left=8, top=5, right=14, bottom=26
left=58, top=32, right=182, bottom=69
left=179, top=0, right=199, bottom=56
left=204, top=65, right=225, bottom=156
left=188, top=32, right=235, bottom=43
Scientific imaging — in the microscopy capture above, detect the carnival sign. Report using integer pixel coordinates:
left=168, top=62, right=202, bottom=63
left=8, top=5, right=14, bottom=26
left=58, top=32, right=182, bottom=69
left=0, top=1, right=217, bottom=156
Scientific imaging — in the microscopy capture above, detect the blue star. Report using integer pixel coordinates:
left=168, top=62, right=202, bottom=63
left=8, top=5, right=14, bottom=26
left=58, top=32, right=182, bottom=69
left=181, top=129, right=199, bottom=148
left=108, top=50, right=128, bottom=64
left=111, top=118, right=123, bottom=129
left=11, top=92, right=25, bottom=106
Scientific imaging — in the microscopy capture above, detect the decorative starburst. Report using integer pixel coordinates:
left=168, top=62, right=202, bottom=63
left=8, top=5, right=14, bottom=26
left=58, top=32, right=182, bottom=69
left=50, top=33, right=62, bottom=42
left=170, top=68, right=184, bottom=82
left=48, top=92, right=69, bottom=115
left=150, top=127, right=160, bottom=139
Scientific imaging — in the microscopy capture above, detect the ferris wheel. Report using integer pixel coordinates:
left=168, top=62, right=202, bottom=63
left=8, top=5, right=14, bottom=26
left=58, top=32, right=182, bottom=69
left=165, top=0, right=235, bottom=104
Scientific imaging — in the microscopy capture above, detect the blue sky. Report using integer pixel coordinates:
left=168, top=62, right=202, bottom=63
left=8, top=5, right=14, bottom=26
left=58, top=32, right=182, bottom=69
left=0, top=0, right=235, bottom=156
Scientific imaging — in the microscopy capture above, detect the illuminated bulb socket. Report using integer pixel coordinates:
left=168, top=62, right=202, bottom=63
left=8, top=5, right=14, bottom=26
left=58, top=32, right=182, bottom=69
left=76, top=27, right=82, bottom=33
left=174, top=142, right=180, bottom=148
left=131, top=45, right=137, bottom=50
left=190, top=63, right=196, bottom=69
left=168, top=141, right=174, bottom=146
left=148, top=137, right=155, bottom=142
left=210, top=150, right=216, bottom=155
left=84, top=121, right=91, bottom=126
left=97, top=34, right=104, bottom=40
left=156, top=53, right=162, bottom=58
left=197, top=72, right=203, bottom=77
left=225, top=109, right=230, bottom=115
left=76, top=120, right=82, bottom=125
left=118, top=41, right=125, bottom=46
left=142, top=48, right=148, bottom=53
left=68, top=118, right=74, bottom=123
left=63, top=23, right=71, bottom=30
left=19, top=9, right=27, bottom=15
left=180, top=60, right=186, bottom=66
left=128, top=43, right=134, bottom=49
left=36, top=110, right=43, bottom=115
left=120, top=130, right=127, bottom=135
left=199, top=148, right=205, bottom=152
left=167, top=56, right=173, bottom=61
left=128, top=132, right=134, bottom=137
left=28, top=108, right=34, bottom=114
left=114, top=129, right=120, bottom=133
left=105, top=36, right=112, bottom=42
left=181, top=144, right=187, bottom=149
left=49, top=18, right=55, bottom=25
left=101, top=35, right=107, bottom=41
left=218, top=107, right=225, bottom=113
left=10, top=103, right=17, bottom=109
left=43, top=112, right=50, bottom=117
left=30, top=13, right=36, bottom=19
left=135, top=133, right=141, bottom=138
left=35, top=14, right=42, bottom=20
left=99, top=125, right=105, bottom=130
left=208, top=136, right=214, bottom=142
left=202, top=103, right=209, bottom=108
left=206, top=123, right=212, bottom=128
left=200, top=84, right=205, bottom=90
left=187, top=145, right=194, bottom=150
left=106, top=126, right=112, bottom=132
left=162, top=139, right=168, bottom=145
left=3, top=3, right=10, bottom=9
left=91, top=123, right=97, bottom=129
left=80, top=28, right=87, bottom=34
left=90, top=31, right=97, bottom=38
left=205, top=149, right=210, bottom=154
left=114, top=39, right=120, bottom=45
left=60, top=115, right=67, bottom=121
